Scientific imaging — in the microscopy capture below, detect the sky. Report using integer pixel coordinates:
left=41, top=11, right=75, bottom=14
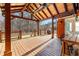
left=40, top=18, right=52, bottom=25
left=40, top=18, right=58, bottom=25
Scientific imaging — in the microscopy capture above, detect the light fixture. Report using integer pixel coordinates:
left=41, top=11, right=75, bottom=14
left=40, top=3, right=48, bottom=7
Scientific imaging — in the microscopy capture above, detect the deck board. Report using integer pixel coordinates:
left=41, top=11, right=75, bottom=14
left=0, top=35, right=51, bottom=56
left=36, top=36, right=62, bottom=56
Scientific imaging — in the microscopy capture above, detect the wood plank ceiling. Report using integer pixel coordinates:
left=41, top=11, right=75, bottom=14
left=0, top=3, right=79, bottom=21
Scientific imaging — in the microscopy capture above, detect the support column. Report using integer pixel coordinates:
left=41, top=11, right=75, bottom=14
left=57, top=18, right=65, bottom=38
left=18, top=30, right=22, bottom=39
left=37, top=21, right=40, bottom=36
left=39, top=29, right=41, bottom=35
left=52, top=18, right=54, bottom=38
left=4, top=3, right=12, bottom=56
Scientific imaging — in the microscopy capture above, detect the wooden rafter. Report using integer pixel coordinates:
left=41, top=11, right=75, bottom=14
left=21, top=4, right=29, bottom=12
left=32, top=14, right=38, bottom=20
left=47, top=7, right=53, bottom=17
left=38, top=12, right=45, bottom=19
left=42, top=10, right=48, bottom=18
left=35, top=14, right=41, bottom=20
left=30, top=4, right=35, bottom=10
left=27, top=6, right=33, bottom=13
left=33, top=3, right=38, bottom=9
left=77, top=3, right=79, bottom=10
left=41, top=10, right=74, bottom=21
left=32, top=4, right=44, bottom=14
left=0, top=5, right=25, bottom=9
left=73, top=3, right=78, bottom=14
left=2, top=9, right=21, bottom=15
left=64, top=3, right=68, bottom=11
left=53, top=3, right=59, bottom=14
left=2, top=8, right=22, bottom=15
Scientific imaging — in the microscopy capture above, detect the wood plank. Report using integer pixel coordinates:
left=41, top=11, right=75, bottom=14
left=0, top=35, right=51, bottom=56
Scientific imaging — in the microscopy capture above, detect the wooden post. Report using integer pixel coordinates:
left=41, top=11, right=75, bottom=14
left=57, top=19, right=65, bottom=38
left=34, top=29, right=36, bottom=36
left=4, top=3, right=12, bottom=56
left=0, top=31, right=2, bottom=43
left=40, top=29, right=41, bottom=35
left=47, top=7, right=54, bottom=38
left=52, top=18, right=54, bottom=38
left=37, top=21, right=39, bottom=36
left=19, top=30, right=22, bottom=39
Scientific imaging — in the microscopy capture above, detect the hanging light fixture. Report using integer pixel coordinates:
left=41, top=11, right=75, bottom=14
left=40, top=3, right=49, bottom=7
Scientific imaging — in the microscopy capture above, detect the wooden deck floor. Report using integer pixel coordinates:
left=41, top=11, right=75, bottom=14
left=36, top=35, right=62, bottom=56
left=0, top=35, right=51, bottom=56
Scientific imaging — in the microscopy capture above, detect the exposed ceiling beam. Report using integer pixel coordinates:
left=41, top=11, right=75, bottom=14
left=64, top=3, right=68, bottom=12
left=42, top=10, right=48, bottom=18
left=32, top=14, right=38, bottom=20
left=30, top=5, right=35, bottom=10
left=47, top=7, right=53, bottom=17
left=11, top=15, right=37, bottom=21
left=31, top=4, right=44, bottom=14
left=33, top=3, right=38, bottom=9
left=40, top=10, right=74, bottom=21
left=34, top=14, right=41, bottom=20
left=27, top=6, right=33, bottom=13
left=21, top=4, right=29, bottom=12
left=73, top=3, right=77, bottom=14
left=2, top=8, right=22, bottom=12
left=38, top=12, right=45, bottom=19
left=2, top=9, right=21, bottom=15
left=0, top=5, right=25, bottom=9
left=53, top=3, right=59, bottom=14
